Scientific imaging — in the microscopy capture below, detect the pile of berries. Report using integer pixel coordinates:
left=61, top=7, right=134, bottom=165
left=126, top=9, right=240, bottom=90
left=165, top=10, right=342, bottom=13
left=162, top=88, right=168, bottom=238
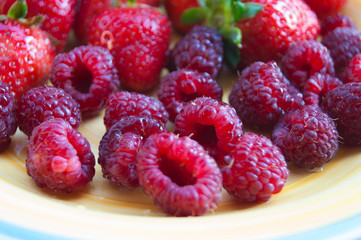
left=0, top=0, right=358, bottom=217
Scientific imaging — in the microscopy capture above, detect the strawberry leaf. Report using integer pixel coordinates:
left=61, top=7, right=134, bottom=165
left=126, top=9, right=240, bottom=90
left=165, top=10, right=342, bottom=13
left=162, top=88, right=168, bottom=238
left=233, top=2, right=246, bottom=22
left=241, top=3, right=263, bottom=19
left=8, top=0, right=27, bottom=20
left=224, top=40, right=241, bottom=69
left=181, top=7, right=207, bottom=25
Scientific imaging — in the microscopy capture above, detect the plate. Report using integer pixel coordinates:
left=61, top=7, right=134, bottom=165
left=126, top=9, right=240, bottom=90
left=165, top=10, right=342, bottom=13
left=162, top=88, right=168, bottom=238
left=1, top=1, right=361, bottom=239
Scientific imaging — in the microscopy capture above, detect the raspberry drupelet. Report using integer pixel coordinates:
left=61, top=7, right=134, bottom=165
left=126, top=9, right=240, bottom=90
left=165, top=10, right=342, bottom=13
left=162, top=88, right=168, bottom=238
left=136, top=131, right=223, bottom=216
left=169, top=26, right=223, bottom=78
left=0, top=82, right=17, bottom=152
left=303, top=73, right=343, bottom=106
left=229, top=61, right=304, bottom=130
left=281, top=40, right=335, bottom=90
left=157, top=69, right=223, bottom=122
left=222, top=132, right=289, bottom=203
left=98, top=116, right=165, bottom=189
left=26, top=118, right=96, bottom=192
left=104, top=91, right=169, bottom=130
left=50, top=46, right=120, bottom=118
left=174, top=97, right=243, bottom=168
left=321, top=83, right=361, bottom=146
left=343, top=53, right=361, bottom=83
left=272, top=105, right=339, bottom=170
left=16, top=86, right=81, bottom=137
left=321, top=13, right=357, bottom=36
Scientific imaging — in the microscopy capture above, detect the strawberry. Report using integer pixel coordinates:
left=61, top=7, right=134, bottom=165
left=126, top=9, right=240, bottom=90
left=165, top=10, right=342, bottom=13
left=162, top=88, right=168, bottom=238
left=0, top=0, right=76, bottom=52
left=0, top=0, right=55, bottom=99
left=304, top=0, right=348, bottom=20
left=75, top=0, right=160, bottom=45
left=164, top=0, right=200, bottom=33
left=88, top=5, right=172, bottom=92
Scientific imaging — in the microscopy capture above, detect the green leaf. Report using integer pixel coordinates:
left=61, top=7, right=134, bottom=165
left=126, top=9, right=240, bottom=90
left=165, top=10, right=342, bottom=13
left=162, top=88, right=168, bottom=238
left=224, top=40, right=241, bottom=69
left=8, top=0, right=27, bottom=19
left=181, top=7, right=207, bottom=25
left=197, top=0, right=206, bottom=7
left=233, top=2, right=246, bottom=22
left=241, top=3, right=263, bottom=19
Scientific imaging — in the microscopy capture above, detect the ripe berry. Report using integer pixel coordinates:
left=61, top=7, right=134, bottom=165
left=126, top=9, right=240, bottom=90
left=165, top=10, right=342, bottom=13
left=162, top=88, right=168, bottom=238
left=321, top=83, right=361, bottom=145
left=281, top=40, right=335, bottom=90
left=175, top=97, right=243, bottom=167
left=104, top=91, right=168, bottom=130
left=98, top=116, right=165, bottom=189
left=303, top=73, right=343, bottom=106
left=321, top=13, right=357, bottom=36
left=169, top=26, right=223, bottom=79
left=272, top=106, right=339, bottom=169
left=343, top=53, right=361, bottom=83
left=164, top=0, right=199, bottom=33
left=26, top=118, right=96, bottom=192
left=157, top=69, right=223, bottom=122
left=0, top=82, right=17, bottom=152
left=222, top=133, right=289, bottom=203
left=229, top=61, right=304, bottom=129
left=304, top=0, right=348, bottom=20
left=50, top=46, right=120, bottom=118
left=16, top=86, right=81, bottom=137
left=136, top=131, right=222, bottom=216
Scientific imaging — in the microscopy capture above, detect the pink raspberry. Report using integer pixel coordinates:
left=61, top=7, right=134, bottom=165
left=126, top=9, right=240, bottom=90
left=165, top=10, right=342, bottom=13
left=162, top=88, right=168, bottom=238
left=136, top=131, right=222, bottom=216
left=281, top=40, right=335, bottom=90
left=16, top=86, right=81, bottom=137
left=26, top=118, right=95, bottom=192
left=272, top=105, right=339, bottom=169
left=222, top=133, right=289, bottom=203
left=50, top=46, right=120, bottom=118
left=343, top=53, right=361, bottom=83
left=321, top=13, right=357, bottom=36
left=104, top=91, right=168, bottom=130
left=0, top=82, right=17, bottom=152
left=229, top=61, right=304, bottom=129
left=175, top=97, right=243, bottom=167
left=98, top=116, right=165, bottom=188
left=157, top=69, right=223, bottom=122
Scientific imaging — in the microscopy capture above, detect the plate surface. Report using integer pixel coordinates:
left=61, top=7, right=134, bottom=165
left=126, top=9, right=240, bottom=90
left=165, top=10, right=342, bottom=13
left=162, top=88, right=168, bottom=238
left=1, top=1, right=361, bottom=239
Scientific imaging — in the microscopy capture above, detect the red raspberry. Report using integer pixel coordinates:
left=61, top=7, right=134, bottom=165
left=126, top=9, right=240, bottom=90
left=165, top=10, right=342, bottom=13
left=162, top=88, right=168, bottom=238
left=281, top=40, right=335, bottom=90
left=322, top=27, right=361, bottom=79
left=136, top=131, right=222, bottom=216
left=229, top=61, right=304, bottom=129
left=222, top=133, right=289, bottom=203
left=157, top=69, right=223, bottom=122
left=0, top=82, right=17, bottom=152
left=272, top=106, right=339, bottom=169
left=50, top=46, right=120, bottom=118
left=16, top=86, right=81, bottom=137
left=343, top=53, right=361, bottom=83
left=174, top=97, right=243, bottom=167
left=321, top=83, right=361, bottom=145
left=169, top=26, right=223, bottom=79
left=26, top=118, right=96, bottom=192
left=104, top=91, right=169, bottom=130
left=303, top=73, right=343, bottom=106
left=98, top=116, right=165, bottom=188
left=321, top=13, right=357, bottom=36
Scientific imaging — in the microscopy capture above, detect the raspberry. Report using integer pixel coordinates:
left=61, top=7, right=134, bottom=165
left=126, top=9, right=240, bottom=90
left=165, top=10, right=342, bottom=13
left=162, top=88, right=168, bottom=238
left=222, top=133, right=289, bottom=203
left=343, top=53, right=361, bottom=83
left=169, top=26, right=223, bottom=78
left=26, top=118, right=96, bottom=192
left=174, top=97, right=243, bottom=167
left=136, top=131, right=222, bottom=216
left=321, top=13, right=357, bottom=36
left=104, top=91, right=169, bottom=130
left=16, top=86, right=81, bottom=137
left=0, top=82, right=17, bottom=152
left=321, top=83, right=361, bottom=145
left=272, top=105, right=339, bottom=169
left=229, top=61, right=304, bottom=129
left=303, top=73, right=343, bottom=106
left=50, top=46, right=120, bottom=118
left=281, top=40, right=335, bottom=90
left=98, top=116, right=165, bottom=188
left=322, top=27, right=361, bottom=79
left=157, top=69, right=223, bottom=122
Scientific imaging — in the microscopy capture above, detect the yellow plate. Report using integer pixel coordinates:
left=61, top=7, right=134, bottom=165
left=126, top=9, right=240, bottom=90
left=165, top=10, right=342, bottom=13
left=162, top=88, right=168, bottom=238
left=1, top=1, right=361, bottom=239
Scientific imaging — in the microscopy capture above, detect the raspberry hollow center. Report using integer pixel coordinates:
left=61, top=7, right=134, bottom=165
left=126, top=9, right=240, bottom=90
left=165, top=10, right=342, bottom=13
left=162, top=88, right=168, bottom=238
left=159, top=156, right=196, bottom=186
left=72, top=64, right=93, bottom=93
left=194, top=124, right=218, bottom=146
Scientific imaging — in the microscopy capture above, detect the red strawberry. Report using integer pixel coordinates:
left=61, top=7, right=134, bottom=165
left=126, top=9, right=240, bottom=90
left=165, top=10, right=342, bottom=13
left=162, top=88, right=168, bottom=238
left=75, top=0, right=160, bottom=45
left=0, top=1, right=55, bottom=98
left=304, top=0, right=348, bottom=20
left=88, top=6, right=172, bottom=92
left=0, top=0, right=76, bottom=52
left=164, top=0, right=200, bottom=33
